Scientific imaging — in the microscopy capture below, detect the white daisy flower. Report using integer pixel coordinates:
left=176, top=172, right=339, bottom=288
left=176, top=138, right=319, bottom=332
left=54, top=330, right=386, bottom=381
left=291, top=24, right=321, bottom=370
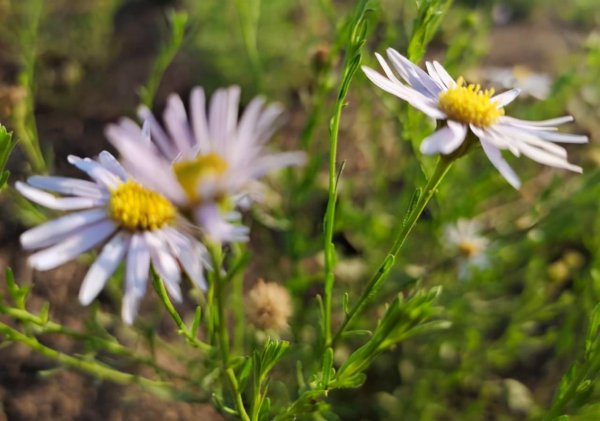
left=105, top=85, right=306, bottom=242
left=16, top=151, right=208, bottom=324
left=444, top=219, right=490, bottom=278
left=362, top=48, right=588, bottom=189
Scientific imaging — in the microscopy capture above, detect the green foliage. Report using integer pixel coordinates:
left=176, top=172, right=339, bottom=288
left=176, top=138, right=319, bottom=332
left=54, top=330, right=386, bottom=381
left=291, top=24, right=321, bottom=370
left=546, top=304, right=600, bottom=419
left=335, top=287, right=449, bottom=387
left=322, top=0, right=373, bottom=351
left=250, top=338, right=290, bottom=420
left=139, top=10, right=189, bottom=107
left=408, top=0, right=453, bottom=62
left=0, top=126, right=15, bottom=191
left=12, top=0, right=46, bottom=173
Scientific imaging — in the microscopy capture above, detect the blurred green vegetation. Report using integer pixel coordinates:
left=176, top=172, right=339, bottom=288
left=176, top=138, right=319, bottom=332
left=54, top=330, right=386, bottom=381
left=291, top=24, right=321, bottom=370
left=0, top=0, right=599, bottom=419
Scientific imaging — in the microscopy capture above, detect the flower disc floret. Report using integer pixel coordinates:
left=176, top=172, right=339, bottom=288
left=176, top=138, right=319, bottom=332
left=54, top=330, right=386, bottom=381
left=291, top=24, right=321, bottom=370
left=458, top=241, right=480, bottom=258
left=109, top=180, right=175, bottom=231
left=173, top=152, right=229, bottom=202
left=438, top=77, right=504, bottom=127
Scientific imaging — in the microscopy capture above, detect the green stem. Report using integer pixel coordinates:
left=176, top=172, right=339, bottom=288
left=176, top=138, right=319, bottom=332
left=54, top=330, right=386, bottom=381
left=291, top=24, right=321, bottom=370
left=227, top=367, right=250, bottom=421
left=331, top=156, right=453, bottom=346
left=209, top=245, right=251, bottom=421
left=0, top=303, right=179, bottom=377
left=322, top=87, right=345, bottom=348
left=0, top=321, right=186, bottom=399
left=151, top=272, right=211, bottom=352
left=139, top=10, right=188, bottom=108
left=232, top=259, right=246, bottom=356
left=322, top=0, right=370, bottom=347
left=545, top=354, right=600, bottom=420
left=223, top=243, right=249, bottom=355
left=14, top=0, right=46, bottom=172
left=233, top=0, right=262, bottom=88
left=251, top=375, right=261, bottom=421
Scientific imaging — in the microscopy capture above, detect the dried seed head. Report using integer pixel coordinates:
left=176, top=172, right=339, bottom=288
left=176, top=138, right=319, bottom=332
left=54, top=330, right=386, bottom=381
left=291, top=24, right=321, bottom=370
left=246, top=279, right=292, bottom=332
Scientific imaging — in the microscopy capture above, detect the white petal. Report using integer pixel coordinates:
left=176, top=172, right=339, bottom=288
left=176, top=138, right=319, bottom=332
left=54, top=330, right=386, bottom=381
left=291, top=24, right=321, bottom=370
left=362, top=66, right=446, bottom=119
left=145, top=232, right=182, bottom=302
left=524, top=136, right=568, bottom=158
left=491, top=88, right=521, bottom=108
left=137, top=106, right=178, bottom=160
left=522, top=130, right=588, bottom=144
left=376, top=52, right=404, bottom=85
left=21, top=209, right=107, bottom=250
left=162, top=228, right=208, bottom=290
left=16, top=181, right=106, bottom=210
left=472, top=125, right=520, bottom=156
left=420, top=122, right=467, bottom=155
left=115, top=117, right=145, bottom=141
left=79, top=232, right=130, bottom=305
left=480, top=139, right=522, bottom=189
left=386, top=48, right=442, bottom=96
left=28, top=220, right=117, bottom=271
left=107, top=128, right=188, bottom=205
left=517, top=141, right=583, bottom=173
left=500, top=115, right=574, bottom=127
left=254, top=102, right=284, bottom=144
left=425, top=61, right=446, bottom=90
left=142, top=120, right=152, bottom=144
left=445, top=226, right=461, bottom=244
left=190, top=87, right=212, bottom=153
left=67, top=155, right=121, bottom=189
left=26, top=176, right=106, bottom=199
left=183, top=246, right=209, bottom=290
left=246, top=151, right=307, bottom=179
left=122, top=234, right=151, bottom=325
left=163, top=94, right=194, bottom=155
left=207, top=86, right=243, bottom=158
left=223, top=86, right=241, bottom=141
left=194, top=203, right=249, bottom=243
left=98, top=151, right=129, bottom=181
left=494, top=125, right=569, bottom=157
left=440, top=121, right=467, bottom=154
left=233, top=96, right=266, bottom=158
left=432, top=61, right=457, bottom=88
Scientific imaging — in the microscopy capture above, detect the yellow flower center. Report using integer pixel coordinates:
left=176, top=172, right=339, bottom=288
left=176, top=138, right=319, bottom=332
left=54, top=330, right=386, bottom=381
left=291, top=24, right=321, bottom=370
left=173, top=152, right=229, bottom=202
left=108, top=180, right=175, bottom=231
left=458, top=241, right=480, bottom=258
left=438, top=77, right=504, bottom=127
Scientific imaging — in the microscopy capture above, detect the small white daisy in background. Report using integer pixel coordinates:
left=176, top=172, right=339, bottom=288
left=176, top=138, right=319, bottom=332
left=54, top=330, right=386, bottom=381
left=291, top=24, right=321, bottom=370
left=16, top=151, right=208, bottom=324
left=474, top=65, right=552, bottom=100
left=105, top=85, right=306, bottom=243
left=362, top=48, right=588, bottom=189
left=444, top=219, right=490, bottom=278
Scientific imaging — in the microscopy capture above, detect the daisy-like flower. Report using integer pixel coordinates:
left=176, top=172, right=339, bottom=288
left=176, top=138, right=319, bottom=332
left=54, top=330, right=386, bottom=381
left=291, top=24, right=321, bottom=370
left=105, top=86, right=306, bottom=242
left=444, top=219, right=490, bottom=278
left=16, top=151, right=208, bottom=324
left=362, top=48, right=588, bottom=189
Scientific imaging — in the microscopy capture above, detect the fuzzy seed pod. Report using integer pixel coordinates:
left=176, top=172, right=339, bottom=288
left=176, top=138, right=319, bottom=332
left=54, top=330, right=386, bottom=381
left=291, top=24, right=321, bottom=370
left=246, top=279, right=292, bottom=332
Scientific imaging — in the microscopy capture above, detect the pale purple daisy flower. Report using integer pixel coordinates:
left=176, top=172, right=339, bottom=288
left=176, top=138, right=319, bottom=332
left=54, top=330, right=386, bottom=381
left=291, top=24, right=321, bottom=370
left=16, top=151, right=208, bottom=324
left=105, top=86, right=306, bottom=242
left=362, top=48, right=588, bottom=189
left=444, top=219, right=489, bottom=278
